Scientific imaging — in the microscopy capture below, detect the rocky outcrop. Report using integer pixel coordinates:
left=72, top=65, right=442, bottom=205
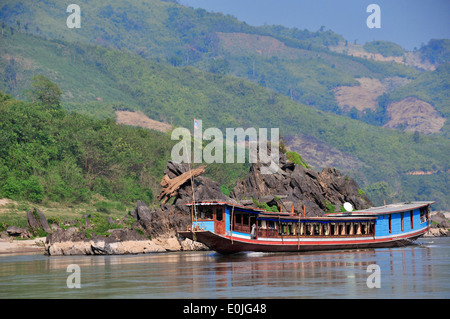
left=6, top=226, right=32, bottom=238
left=231, top=152, right=372, bottom=216
left=2, top=208, right=51, bottom=239
left=424, top=212, right=450, bottom=237
left=45, top=228, right=207, bottom=256
left=43, top=160, right=220, bottom=255
left=163, top=160, right=236, bottom=215
left=45, top=228, right=167, bottom=256
left=44, top=199, right=208, bottom=256
left=424, top=228, right=449, bottom=237
left=27, top=208, right=51, bottom=233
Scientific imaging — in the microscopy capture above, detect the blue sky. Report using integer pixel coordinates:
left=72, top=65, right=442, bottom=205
left=179, top=0, right=450, bottom=50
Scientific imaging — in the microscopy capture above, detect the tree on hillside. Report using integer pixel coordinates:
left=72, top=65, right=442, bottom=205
left=27, top=75, right=62, bottom=110
left=4, top=58, right=17, bottom=89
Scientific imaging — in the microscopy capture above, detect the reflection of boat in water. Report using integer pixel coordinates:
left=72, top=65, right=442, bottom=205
left=178, top=200, right=434, bottom=254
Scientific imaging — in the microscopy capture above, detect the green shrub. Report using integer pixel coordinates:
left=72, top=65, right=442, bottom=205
left=363, top=40, right=405, bottom=57
left=2, top=176, right=23, bottom=199
left=286, top=151, right=309, bottom=169
left=252, top=197, right=279, bottom=212
left=23, top=176, right=44, bottom=203
left=94, top=201, right=126, bottom=214
left=324, top=201, right=336, bottom=213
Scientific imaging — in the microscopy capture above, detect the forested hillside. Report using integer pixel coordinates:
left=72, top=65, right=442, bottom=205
left=378, top=63, right=450, bottom=136
left=0, top=0, right=448, bottom=210
left=1, top=0, right=447, bottom=132
left=0, top=89, right=172, bottom=204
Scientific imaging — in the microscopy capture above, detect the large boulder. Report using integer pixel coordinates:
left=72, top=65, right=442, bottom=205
left=135, top=200, right=153, bottom=235
left=231, top=150, right=372, bottom=216
left=27, top=208, right=51, bottom=233
left=35, top=208, right=51, bottom=233
left=27, top=210, right=40, bottom=230
left=431, top=212, right=450, bottom=229
left=133, top=199, right=191, bottom=239
left=6, top=226, right=32, bottom=238
left=44, top=226, right=168, bottom=256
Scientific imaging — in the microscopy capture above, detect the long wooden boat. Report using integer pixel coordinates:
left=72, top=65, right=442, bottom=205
left=177, top=200, right=434, bottom=254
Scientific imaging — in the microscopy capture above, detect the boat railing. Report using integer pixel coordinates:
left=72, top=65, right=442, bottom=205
left=255, top=221, right=375, bottom=238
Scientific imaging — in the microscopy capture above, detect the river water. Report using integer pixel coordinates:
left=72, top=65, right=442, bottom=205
left=0, top=237, right=448, bottom=299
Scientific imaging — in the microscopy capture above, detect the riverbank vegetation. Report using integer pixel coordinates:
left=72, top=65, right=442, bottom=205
left=0, top=89, right=172, bottom=205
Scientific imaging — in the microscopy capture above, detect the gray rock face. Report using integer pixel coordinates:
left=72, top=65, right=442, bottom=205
left=230, top=153, right=372, bottom=216
left=6, top=226, right=32, bottom=238
left=136, top=200, right=153, bottom=235
left=44, top=226, right=169, bottom=256
left=431, top=212, right=450, bottom=229
left=27, top=210, right=40, bottom=230
left=27, top=208, right=51, bottom=233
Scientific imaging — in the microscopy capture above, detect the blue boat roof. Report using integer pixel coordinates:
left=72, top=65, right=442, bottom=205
left=325, top=201, right=435, bottom=217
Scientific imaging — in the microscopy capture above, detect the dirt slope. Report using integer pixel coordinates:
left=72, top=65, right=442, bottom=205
left=115, top=111, right=172, bottom=133
left=383, top=97, right=446, bottom=134
left=334, top=78, right=387, bottom=111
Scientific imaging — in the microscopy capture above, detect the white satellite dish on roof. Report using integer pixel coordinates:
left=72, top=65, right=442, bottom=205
left=343, top=202, right=353, bottom=212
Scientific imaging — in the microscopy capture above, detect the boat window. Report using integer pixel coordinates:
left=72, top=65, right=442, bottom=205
left=198, top=206, right=214, bottom=220
left=279, top=222, right=294, bottom=236
left=410, top=211, right=414, bottom=229
left=318, top=224, right=323, bottom=236
left=234, top=212, right=251, bottom=233
left=339, top=223, right=345, bottom=235
left=303, top=223, right=309, bottom=236
left=314, top=223, right=320, bottom=236
left=242, top=214, right=249, bottom=226
left=361, top=223, right=367, bottom=235
left=299, top=222, right=305, bottom=235
left=420, top=207, right=428, bottom=223
left=260, top=220, right=266, bottom=229
left=354, top=223, right=361, bottom=235
left=324, top=223, right=330, bottom=236
left=401, top=212, right=404, bottom=231
left=389, top=215, right=392, bottom=233
left=330, top=223, right=336, bottom=236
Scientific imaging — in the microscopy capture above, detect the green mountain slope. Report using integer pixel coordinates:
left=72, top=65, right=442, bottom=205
left=0, top=0, right=423, bottom=120
left=0, top=90, right=172, bottom=204
left=1, top=29, right=448, bottom=210
left=0, top=30, right=139, bottom=119
left=378, top=63, right=450, bottom=136
left=2, top=0, right=448, bottom=140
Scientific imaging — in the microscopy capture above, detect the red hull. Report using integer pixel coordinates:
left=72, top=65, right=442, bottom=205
left=178, top=229, right=428, bottom=254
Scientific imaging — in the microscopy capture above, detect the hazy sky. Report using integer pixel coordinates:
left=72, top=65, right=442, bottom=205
left=179, top=0, right=450, bottom=50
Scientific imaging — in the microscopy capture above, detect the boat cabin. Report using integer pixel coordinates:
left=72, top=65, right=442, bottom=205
left=326, top=201, right=433, bottom=238
left=186, top=200, right=433, bottom=240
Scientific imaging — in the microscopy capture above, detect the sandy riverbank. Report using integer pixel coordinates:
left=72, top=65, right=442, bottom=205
left=0, top=237, right=46, bottom=255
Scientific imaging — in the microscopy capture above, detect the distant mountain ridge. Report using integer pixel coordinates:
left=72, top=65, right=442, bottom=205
left=0, top=0, right=448, bottom=135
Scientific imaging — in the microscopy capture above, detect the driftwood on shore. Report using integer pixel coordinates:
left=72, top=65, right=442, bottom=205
left=158, top=165, right=206, bottom=204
